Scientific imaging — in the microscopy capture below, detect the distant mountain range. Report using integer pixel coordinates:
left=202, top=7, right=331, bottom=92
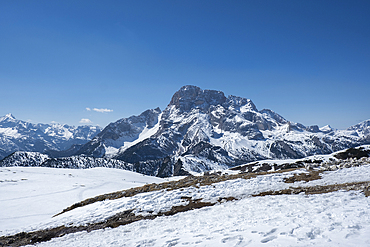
left=0, top=114, right=102, bottom=160
left=1, top=85, right=370, bottom=176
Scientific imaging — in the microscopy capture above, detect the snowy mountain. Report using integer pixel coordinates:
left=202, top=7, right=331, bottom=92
left=78, top=85, right=369, bottom=176
left=1, top=86, right=369, bottom=176
left=0, top=114, right=102, bottom=160
left=346, top=119, right=370, bottom=139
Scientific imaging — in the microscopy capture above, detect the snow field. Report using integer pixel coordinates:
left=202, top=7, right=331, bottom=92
left=2, top=164, right=370, bottom=246
left=30, top=190, right=370, bottom=247
left=0, top=167, right=167, bottom=235
left=15, top=164, right=370, bottom=235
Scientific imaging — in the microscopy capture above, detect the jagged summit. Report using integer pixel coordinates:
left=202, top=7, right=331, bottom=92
left=168, top=85, right=258, bottom=114
left=320, top=125, right=333, bottom=133
left=5, top=113, right=15, bottom=119
left=0, top=113, right=16, bottom=122
left=169, top=85, right=227, bottom=112
left=227, top=95, right=258, bottom=112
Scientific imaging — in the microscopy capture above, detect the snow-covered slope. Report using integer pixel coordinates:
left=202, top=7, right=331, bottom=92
left=1, top=157, right=369, bottom=246
left=0, top=167, right=168, bottom=235
left=0, top=151, right=49, bottom=167
left=34, top=190, right=370, bottom=247
left=75, top=108, right=161, bottom=158
left=0, top=114, right=102, bottom=160
left=24, top=165, right=370, bottom=231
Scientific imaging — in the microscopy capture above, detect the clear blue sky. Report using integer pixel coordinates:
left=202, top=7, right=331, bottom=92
left=1, top=0, right=369, bottom=129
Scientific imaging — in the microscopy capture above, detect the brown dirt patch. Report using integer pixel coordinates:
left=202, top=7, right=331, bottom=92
left=283, top=170, right=323, bottom=183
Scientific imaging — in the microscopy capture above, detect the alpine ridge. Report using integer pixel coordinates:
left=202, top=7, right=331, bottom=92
left=1, top=85, right=370, bottom=177
left=0, top=114, right=102, bottom=160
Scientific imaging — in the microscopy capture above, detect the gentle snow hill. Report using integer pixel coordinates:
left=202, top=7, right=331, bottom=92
left=3, top=159, right=370, bottom=246
left=31, top=190, right=370, bottom=247
left=0, top=167, right=170, bottom=235
left=0, top=113, right=102, bottom=160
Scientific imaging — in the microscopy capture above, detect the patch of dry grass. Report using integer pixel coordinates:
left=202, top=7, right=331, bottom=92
left=283, top=170, right=323, bottom=183
left=253, top=181, right=370, bottom=197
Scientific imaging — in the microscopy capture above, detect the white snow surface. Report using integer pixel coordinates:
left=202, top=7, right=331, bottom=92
left=0, top=167, right=167, bottom=235
left=0, top=127, right=22, bottom=138
left=18, top=164, right=370, bottom=233
left=31, top=190, right=370, bottom=247
left=2, top=164, right=370, bottom=246
left=105, top=113, right=162, bottom=158
left=120, top=113, right=162, bottom=153
left=179, top=156, right=229, bottom=174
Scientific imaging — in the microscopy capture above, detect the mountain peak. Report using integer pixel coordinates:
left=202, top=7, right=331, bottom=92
left=0, top=113, right=16, bottom=122
left=227, top=95, right=257, bottom=112
left=6, top=113, right=15, bottom=118
left=169, top=85, right=259, bottom=114
left=169, top=85, right=226, bottom=112
left=320, top=125, right=333, bottom=133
